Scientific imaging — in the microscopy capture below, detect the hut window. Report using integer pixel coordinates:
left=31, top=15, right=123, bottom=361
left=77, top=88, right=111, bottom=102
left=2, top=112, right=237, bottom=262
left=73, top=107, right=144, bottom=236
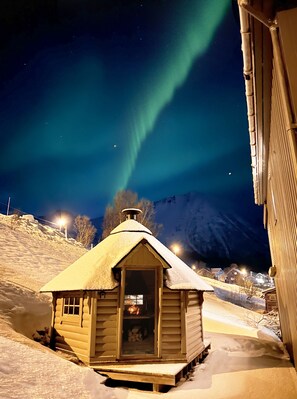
left=125, top=295, right=144, bottom=305
left=63, top=297, right=80, bottom=315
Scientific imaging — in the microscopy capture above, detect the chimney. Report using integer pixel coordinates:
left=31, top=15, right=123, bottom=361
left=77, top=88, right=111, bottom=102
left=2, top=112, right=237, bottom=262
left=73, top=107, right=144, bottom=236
left=122, top=208, right=142, bottom=221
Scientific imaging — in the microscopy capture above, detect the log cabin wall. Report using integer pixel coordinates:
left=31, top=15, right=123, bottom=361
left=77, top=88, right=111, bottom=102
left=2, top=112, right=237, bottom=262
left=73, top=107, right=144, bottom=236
left=161, top=288, right=183, bottom=360
left=53, top=291, right=90, bottom=362
left=185, top=291, right=204, bottom=362
left=266, top=8, right=297, bottom=368
left=94, top=289, right=118, bottom=361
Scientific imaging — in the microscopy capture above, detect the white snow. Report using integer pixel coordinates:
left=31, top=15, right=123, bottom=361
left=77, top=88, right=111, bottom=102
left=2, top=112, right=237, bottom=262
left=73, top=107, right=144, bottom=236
left=0, top=214, right=297, bottom=399
left=0, top=336, right=115, bottom=399
left=201, top=276, right=266, bottom=311
left=0, top=214, right=86, bottom=291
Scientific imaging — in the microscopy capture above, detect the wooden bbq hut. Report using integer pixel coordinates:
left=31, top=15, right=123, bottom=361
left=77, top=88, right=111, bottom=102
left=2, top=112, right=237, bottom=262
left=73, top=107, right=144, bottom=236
left=41, top=208, right=213, bottom=390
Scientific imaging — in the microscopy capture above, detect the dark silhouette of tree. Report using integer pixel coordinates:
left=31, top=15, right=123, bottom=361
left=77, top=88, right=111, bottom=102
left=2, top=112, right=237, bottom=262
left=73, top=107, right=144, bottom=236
left=74, top=215, right=97, bottom=247
left=102, top=190, right=162, bottom=239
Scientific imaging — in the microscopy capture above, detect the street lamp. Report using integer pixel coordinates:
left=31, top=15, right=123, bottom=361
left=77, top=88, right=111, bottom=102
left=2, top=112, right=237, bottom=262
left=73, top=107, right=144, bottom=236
left=171, top=243, right=182, bottom=256
left=56, top=216, right=68, bottom=239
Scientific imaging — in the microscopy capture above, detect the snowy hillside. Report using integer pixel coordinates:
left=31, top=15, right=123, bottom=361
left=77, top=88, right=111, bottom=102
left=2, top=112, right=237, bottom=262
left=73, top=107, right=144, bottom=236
left=0, top=213, right=296, bottom=399
left=154, top=192, right=271, bottom=269
left=0, top=214, right=86, bottom=291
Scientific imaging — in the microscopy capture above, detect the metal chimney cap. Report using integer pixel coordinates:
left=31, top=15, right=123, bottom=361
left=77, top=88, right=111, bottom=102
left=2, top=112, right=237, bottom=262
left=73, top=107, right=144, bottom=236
left=122, top=208, right=143, bottom=220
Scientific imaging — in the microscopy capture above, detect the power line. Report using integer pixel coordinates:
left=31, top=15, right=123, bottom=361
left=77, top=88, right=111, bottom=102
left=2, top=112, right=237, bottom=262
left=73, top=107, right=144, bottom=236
left=0, top=199, right=58, bottom=227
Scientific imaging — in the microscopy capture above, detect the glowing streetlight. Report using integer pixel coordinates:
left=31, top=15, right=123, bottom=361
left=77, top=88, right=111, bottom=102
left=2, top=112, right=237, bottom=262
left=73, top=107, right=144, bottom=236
left=171, top=243, right=182, bottom=256
left=240, top=267, right=248, bottom=277
left=56, top=216, right=68, bottom=239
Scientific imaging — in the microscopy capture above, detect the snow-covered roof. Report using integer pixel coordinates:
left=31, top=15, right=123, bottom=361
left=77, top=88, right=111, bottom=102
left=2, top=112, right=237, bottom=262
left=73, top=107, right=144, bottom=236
left=40, top=219, right=213, bottom=293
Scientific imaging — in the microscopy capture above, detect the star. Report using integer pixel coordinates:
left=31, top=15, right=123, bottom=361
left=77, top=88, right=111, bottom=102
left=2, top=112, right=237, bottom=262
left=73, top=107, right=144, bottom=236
left=228, top=172, right=232, bottom=175
left=113, top=144, right=117, bottom=148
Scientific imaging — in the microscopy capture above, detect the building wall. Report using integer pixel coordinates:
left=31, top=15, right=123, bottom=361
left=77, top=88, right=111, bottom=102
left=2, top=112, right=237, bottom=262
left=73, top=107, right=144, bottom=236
left=161, top=287, right=183, bottom=359
left=185, top=291, right=204, bottom=362
left=265, top=8, right=297, bottom=367
left=53, top=292, right=90, bottom=362
left=94, top=289, right=118, bottom=361
left=265, top=290, right=278, bottom=313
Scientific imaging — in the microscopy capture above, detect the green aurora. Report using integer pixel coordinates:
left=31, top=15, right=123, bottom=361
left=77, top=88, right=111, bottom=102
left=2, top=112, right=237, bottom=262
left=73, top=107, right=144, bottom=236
left=115, top=0, right=229, bottom=194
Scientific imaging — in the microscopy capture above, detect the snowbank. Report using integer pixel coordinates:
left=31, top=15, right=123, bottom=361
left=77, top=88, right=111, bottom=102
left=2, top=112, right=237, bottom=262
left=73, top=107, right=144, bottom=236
left=0, top=336, right=116, bottom=399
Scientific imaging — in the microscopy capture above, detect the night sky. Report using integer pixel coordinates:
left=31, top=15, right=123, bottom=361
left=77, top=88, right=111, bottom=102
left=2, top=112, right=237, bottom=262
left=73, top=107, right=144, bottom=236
left=0, top=0, right=252, bottom=218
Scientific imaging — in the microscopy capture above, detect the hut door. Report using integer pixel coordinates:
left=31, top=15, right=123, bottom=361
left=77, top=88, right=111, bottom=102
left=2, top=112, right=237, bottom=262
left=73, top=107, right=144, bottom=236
left=121, top=269, right=156, bottom=356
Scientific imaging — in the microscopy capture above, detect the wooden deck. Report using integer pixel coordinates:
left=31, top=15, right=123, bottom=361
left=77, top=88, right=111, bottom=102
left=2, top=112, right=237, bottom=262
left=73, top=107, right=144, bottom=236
left=93, top=341, right=210, bottom=392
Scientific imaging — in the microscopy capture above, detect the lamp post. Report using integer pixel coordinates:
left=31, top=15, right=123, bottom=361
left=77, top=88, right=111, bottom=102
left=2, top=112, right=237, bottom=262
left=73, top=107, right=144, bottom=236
left=57, top=216, right=68, bottom=239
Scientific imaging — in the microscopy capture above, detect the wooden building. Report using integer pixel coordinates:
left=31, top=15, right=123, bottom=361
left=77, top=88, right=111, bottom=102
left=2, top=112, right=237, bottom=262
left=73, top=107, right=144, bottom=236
left=263, top=287, right=278, bottom=313
left=238, top=1, right=297, bottom=369
left=41, top=209, right=213, bottom=389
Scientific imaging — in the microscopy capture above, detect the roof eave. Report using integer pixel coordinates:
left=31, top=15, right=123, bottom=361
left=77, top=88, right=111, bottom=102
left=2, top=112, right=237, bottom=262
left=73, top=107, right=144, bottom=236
left=238, top=0, right=274, bottom=205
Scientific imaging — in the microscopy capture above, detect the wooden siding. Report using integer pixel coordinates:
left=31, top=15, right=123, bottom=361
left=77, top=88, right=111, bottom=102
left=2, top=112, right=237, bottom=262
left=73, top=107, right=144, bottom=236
left=161, top=288, right=182, bottom=358
left=53, top=293, right=90, bottom=361
left=123, top=244, right=163, bottom=267
left=278, top=8, right=297, bottom=120
left=95, top=289, right=118, bottom=359
left=185, top=291, right=204, bottom=362
left=266, top=45, right=297, bottom=369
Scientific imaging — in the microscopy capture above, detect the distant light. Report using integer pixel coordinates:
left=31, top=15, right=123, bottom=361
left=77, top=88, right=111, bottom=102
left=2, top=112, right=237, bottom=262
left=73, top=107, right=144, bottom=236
left=256, top=277, right=264, bottom=285
left=56, top=217, right=66, bottom=229
left=191, top=264, right=196, bottom=270
left=171, top=243, right=181, bottom=255
left=228, top=172, right=232, bottom=175
left=113, top=144, right=117, bottom=148
left=55, top=215, right=70, bottom=239
left=241, top=268, right=247, bottom=276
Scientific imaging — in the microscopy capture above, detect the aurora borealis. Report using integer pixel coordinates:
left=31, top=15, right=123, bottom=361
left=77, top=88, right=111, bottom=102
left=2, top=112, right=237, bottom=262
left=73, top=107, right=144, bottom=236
left=0, top=0, right=251, bottom=217
left=116, top=0, right=229, bottom=191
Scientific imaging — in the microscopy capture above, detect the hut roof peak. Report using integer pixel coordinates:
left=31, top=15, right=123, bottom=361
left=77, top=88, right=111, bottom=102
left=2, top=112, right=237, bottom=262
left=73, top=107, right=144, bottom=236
left=110, top=219, right=152, bottom=236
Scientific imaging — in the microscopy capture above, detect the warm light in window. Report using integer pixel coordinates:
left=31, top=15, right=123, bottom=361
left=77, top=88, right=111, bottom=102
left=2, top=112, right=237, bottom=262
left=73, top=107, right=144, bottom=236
left=127, top=304, right=140, bottom=315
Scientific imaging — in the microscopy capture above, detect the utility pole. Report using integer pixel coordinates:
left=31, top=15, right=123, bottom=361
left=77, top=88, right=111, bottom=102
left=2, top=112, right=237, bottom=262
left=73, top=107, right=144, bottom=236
left=6, top=197, right=10, bottom=216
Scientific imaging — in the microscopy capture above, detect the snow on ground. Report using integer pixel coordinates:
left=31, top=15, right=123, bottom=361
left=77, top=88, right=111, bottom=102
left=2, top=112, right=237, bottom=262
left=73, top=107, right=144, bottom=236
left=201, top=276, right=266, bottom=311
left=0, top=336, right=117, bottom=399
left=0, top=214, right=297, bottom=399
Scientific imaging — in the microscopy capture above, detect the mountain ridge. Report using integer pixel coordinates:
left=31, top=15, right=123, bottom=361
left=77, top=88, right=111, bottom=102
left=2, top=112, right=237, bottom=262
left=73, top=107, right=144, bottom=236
left=153, top=192, right=270, bottom=271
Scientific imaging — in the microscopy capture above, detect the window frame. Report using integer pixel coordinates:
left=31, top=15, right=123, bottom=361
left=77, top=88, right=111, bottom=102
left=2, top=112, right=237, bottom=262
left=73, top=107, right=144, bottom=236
left=62, top=295, right=82, bottom=325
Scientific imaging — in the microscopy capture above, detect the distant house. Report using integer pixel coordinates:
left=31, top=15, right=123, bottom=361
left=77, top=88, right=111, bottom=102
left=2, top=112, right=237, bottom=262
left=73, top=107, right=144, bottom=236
left=263, top=287, right=278, bottom=313
left=197, top=267, right=213, bottom=279
left=41, top=209, right=213, bottom=391
left=224, top=267, right=244, bottom=285
left=249, top=272, right=272, bottom=288
left=210, top=268, right=224, bottom=280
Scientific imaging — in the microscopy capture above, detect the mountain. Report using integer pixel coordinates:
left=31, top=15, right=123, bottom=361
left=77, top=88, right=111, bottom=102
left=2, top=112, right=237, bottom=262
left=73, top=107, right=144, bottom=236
left=154, top=192, right=271, bottom=271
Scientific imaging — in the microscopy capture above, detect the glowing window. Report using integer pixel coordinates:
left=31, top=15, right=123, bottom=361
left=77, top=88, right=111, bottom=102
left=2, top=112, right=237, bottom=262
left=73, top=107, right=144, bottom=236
left=124, top=294, right=143, bottom=305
